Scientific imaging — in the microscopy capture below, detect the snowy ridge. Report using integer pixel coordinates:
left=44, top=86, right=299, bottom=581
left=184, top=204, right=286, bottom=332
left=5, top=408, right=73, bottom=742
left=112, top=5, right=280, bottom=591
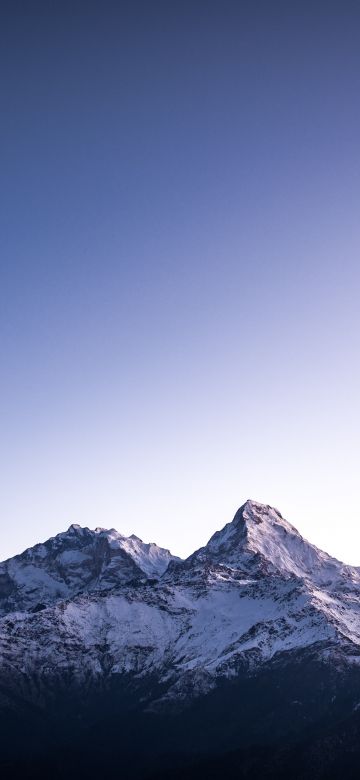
left=98, top=528, right=180, bottom=577
left=1, top=499, right=360, bottom=712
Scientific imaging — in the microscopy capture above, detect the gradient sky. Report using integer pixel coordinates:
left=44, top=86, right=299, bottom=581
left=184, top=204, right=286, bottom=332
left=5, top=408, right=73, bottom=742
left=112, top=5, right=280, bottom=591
left=1, top=1, right=360, bottom=564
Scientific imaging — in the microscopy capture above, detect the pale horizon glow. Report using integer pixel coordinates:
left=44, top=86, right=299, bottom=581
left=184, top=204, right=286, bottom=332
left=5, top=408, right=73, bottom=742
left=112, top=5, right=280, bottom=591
left=1, top=3, right=360, bottom=567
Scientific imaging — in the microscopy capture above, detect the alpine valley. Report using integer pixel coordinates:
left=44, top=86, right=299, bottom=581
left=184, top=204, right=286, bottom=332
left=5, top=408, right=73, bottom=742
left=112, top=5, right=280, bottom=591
left=2, top=500, right=360, bottom=779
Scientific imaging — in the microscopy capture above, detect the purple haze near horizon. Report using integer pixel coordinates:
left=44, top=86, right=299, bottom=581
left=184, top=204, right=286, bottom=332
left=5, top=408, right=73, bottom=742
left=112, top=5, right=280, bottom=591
left=1, top=1, right=360, bottom=563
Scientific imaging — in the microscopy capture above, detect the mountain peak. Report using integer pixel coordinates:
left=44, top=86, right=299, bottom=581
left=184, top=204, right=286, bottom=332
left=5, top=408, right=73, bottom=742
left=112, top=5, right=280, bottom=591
left=190, top=499, right=344, bottom=585
left=233, top=499, right=298, bottom=538
left=205, top=499, right=292, bottom=550
left=67, top=523, right=85, bottom=534
left=0, top=524, right=180, bottom=616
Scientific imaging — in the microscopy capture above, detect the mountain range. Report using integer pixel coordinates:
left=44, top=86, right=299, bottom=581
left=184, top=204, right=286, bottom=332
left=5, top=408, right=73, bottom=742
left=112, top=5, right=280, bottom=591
left=1, top=499, right=360, bottom=779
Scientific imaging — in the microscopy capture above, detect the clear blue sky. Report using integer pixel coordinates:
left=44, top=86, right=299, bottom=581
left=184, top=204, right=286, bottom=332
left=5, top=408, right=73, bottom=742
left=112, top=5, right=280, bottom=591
left=1, top=1, right=360, bottom=563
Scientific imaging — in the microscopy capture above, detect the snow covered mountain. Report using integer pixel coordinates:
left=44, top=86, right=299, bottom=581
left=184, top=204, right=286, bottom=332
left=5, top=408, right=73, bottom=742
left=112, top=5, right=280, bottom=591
left=2, top=500, right=360, bottom=779
left=2, top=500, right=360, bottom=689
left=0, top=524, right=179, bottom=615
